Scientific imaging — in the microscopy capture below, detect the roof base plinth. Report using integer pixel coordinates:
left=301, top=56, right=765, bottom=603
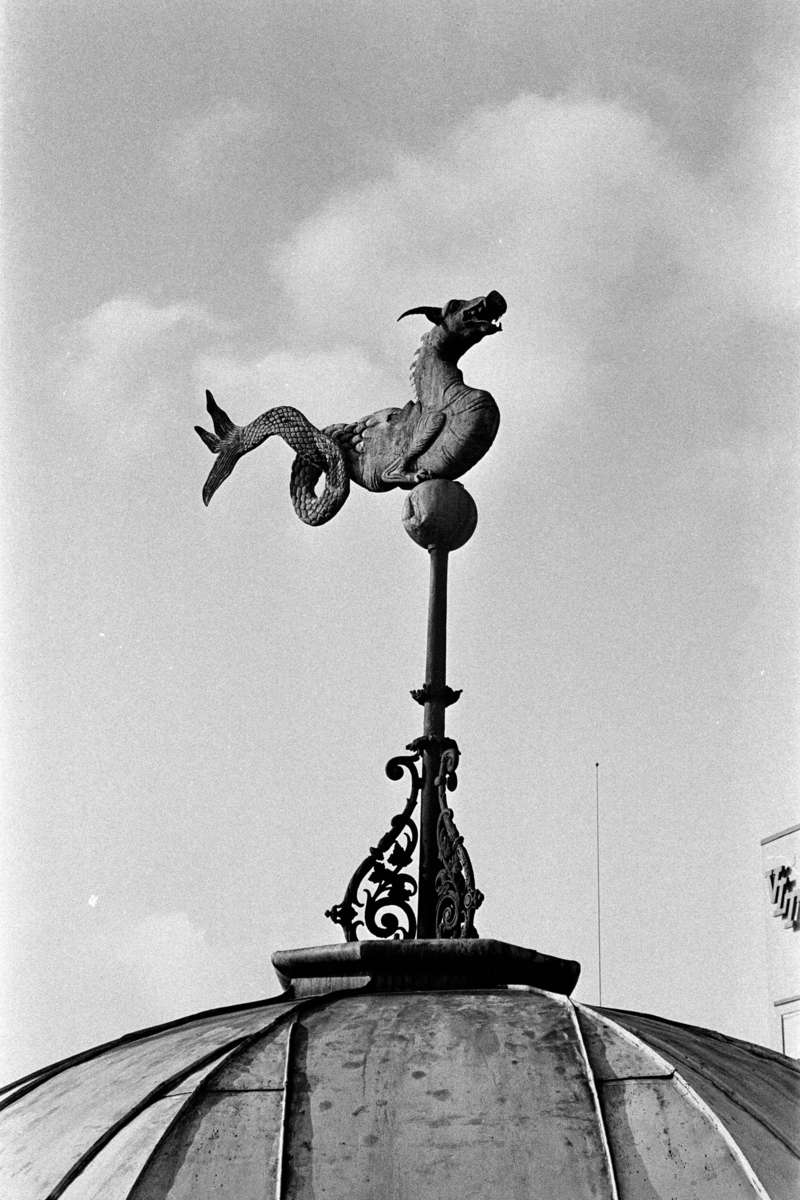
left=271, top=937, right=581, bottom=997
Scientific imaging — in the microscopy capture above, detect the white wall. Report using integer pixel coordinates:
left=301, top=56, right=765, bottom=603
left=761, top=824, right=800, bottom=1056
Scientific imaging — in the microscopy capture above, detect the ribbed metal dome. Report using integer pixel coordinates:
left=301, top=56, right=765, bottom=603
left=1, top=939, right=798, bottom=1199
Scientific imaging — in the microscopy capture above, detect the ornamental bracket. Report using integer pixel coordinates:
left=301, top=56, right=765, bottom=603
left=325, top=751, right=422, bottom=941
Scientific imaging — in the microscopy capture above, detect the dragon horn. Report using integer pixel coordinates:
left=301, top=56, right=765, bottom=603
left=397, top=306, right=443, bottom=324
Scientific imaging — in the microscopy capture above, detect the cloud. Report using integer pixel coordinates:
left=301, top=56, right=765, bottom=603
left=162, top=101, right=273, bottom=194
left=197, top=345, right=402, bottom=428
left=57, top=294, right=402, bottom=481
left=273, top=88, right=793, bottom=340
left=59, top=87, right=797, bottom=495
left=77, top=294, right=209, bottom=356
left=260, top=88, right=796, bottom=488
left=272, top=94, right=697, bottom=336
left=115, top=911, right=239, bottom=1018
left=58, top=296, right=226, bottom=461
left=51, top=295, right=243, bottom=502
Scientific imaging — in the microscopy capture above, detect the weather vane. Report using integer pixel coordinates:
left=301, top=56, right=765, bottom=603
left=196, top=290, right=507, bottom=940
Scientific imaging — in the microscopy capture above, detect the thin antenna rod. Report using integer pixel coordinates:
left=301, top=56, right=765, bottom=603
left=595, top=762, right=602, bottom=1006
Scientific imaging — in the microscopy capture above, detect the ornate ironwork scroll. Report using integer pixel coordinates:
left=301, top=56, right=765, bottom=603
left=434, top=744, right=484, bottom=938
left=325, top=751, right=422, bottom=941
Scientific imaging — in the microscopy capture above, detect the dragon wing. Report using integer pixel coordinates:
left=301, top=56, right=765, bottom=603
left=382, top=410, right=447, bottom=482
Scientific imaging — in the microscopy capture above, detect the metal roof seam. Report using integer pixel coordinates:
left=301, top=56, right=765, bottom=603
left=121, top=1002, right=308, bottom=1200
left=204, top=1085, right=286, bottom=1093
left=597, top=1009, right=800, bottom=1076
left=5, top=983, right=795, bottom=1197
left=274, top=1014, right=298, bottom=1200
left=668, top=1070, right=775, bottom=1200
left=600, top=1073, right=676, bottom=1083
left=0, top=990, right=297, bottom=1111
left=45, top=1003, right=306, bottom=1200
left=42, top=1036, right=253, bottom=1200
left=608, top=1025, right=800, bottom=1159
left=567, top=1000, right=622, bottom=1200
left=580, top=1006, right=776, bottom=1200
left=580, top=1006, right=678, bottom=1072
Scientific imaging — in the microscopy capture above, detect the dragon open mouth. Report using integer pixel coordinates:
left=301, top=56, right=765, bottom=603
left=465, top=291, right=507, bottom=332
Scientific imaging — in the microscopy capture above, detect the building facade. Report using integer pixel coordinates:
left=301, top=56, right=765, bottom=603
left=762, top=822, right=800, bottom=1058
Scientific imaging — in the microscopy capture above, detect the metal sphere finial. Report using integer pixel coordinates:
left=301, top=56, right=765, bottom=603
left=401, top=479, right=478, bottom=552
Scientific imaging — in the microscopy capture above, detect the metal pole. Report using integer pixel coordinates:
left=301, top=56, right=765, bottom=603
left=417, top=547, right=449, bottom=937
left=596, top=762, right=602, bottom=1006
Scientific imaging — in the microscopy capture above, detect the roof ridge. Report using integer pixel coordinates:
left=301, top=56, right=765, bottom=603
left=0, top=991, right=293, bottom=1105
left=594, top=1005, right=800, bottom=1075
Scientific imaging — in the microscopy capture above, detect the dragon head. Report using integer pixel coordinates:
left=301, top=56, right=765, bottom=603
left=398, top=291, right=507, bottom=361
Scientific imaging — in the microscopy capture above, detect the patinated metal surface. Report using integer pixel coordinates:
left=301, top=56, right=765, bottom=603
left=2, top=985, right=798, bottom=1199
left=43, top=1058, right=251, bottom=1200
left=126, top=1020, right=296, bottom=1200
left=599, top=1006, right=800, bottom=1199
left=195, top=293, right=506, bottom=526
left=401, top=479, right=478, bottom=553
left=57, top=1098, right=188, bottom=1200
left=576, top=1007, right=771, bottom=1198
left=128, top=1092, right=283, bottom=1200
left=128, top=1016, right=298, bottom=1200
left=283, top=991, right=616, bottom=1200
left=599, top=1076, right=766, bottom=1199
left=0, top=997, right=300, bottom=1200
left=575, top=1008, right=674, bottom=1081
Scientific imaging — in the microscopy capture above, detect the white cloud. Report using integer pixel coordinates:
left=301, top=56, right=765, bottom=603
left=255, top=88, right=796, bottom=484
left=115, top=911, right=238, bottom=1018
left=271, top=95, right=696, bottom=338
left=77, top=295, right=209, bottom=358
left=50, top=295, right=244, bottom=499
left=58, top=89, right=797, bottom=494
left=59, top=296, right=224, bottom=458
left=162, top=101, right=273, bottom=193
left=197, top=345, right=402, bottom=428
left=275, top=91, right=790, bottom=345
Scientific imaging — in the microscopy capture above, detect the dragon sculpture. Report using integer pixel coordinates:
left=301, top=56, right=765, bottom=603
left=195, top=290, right=507, bottom=525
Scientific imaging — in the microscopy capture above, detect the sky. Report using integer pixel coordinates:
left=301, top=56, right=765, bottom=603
left=1, top=0, right=798, bottom=1084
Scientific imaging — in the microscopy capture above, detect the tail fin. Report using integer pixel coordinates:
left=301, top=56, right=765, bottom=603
left=206, top=390, right=236, bottom=439
left=195, top=391, right=244, bottom=506
left=201, top=445, right=242, bottom=506
left=195, top=424, right=219, bottom=452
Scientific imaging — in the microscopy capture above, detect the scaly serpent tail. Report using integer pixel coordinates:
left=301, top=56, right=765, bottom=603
left=195, top=391, right=350, bottom=526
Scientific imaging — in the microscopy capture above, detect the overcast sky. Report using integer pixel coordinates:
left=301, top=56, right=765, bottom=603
left=2, top=0, right=798, bottom=1084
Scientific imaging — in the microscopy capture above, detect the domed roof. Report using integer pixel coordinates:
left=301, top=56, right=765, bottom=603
left=1, top=939, right=797, bottom=1200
